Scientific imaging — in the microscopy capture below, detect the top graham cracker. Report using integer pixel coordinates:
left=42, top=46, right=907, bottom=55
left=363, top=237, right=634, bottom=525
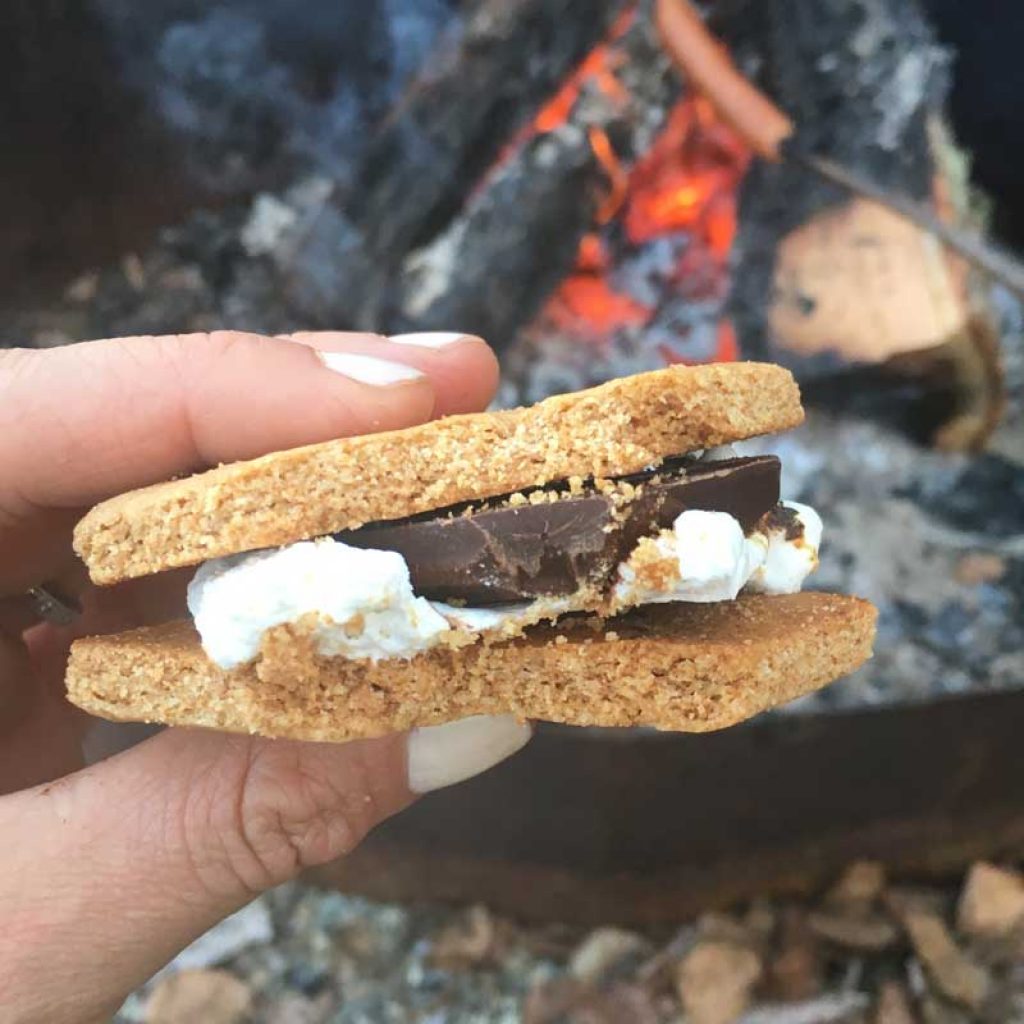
left=74, top=362, right=803, bottom=584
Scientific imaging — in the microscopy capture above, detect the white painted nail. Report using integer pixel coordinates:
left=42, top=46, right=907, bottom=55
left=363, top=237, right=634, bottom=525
left=388, top=332, right=472, bottom=349
left=318, top=351, right=426, bottom=385
left=407, top=714, right=532, bottom=793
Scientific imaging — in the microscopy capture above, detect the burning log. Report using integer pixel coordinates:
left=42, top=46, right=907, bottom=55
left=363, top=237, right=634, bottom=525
left=395, top=128, right=602, bottom=349
left=349, top=0, right=628, bottom=258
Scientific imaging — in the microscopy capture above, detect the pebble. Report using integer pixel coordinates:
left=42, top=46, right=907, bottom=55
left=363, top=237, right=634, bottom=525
left=895, top=905, right=990, bottom=1010
left=957, top=861, right=1024, bottom=939
left=145, top=969, right=251, bottom=1024
left=677, top=940, right=763, bottom=1024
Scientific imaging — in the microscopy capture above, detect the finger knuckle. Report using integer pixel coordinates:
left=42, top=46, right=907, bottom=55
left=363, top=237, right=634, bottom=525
left=183, top=741, right=382, bottom=901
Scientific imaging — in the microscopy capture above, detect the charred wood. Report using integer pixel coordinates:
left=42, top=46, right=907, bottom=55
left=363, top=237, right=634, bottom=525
left=395, top=129, right=602, bottom=349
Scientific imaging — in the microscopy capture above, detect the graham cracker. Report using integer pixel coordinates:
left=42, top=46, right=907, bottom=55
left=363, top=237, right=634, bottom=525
left=66, top=593, right=875, bottom=741
left=74, top=363, right=802, bottom=584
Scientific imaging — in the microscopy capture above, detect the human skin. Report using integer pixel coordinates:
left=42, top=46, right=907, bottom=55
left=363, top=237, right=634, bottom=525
left=0, top=330, right=531, bottom=1023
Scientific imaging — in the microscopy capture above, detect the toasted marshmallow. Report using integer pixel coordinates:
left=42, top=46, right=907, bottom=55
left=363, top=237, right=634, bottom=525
left=746, top=501, right=823, bottom=595
left=614, top=509, right=767, bottom=607
left=188, top=540, right=450, bottom=669
left=188, top=506, right=823, bottom=668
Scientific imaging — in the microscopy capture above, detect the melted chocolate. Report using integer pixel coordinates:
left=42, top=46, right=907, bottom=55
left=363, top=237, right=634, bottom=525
left=338, top=456, right=781, bottom=605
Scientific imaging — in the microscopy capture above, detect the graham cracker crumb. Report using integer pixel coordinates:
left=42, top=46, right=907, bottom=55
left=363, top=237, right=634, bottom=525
left=627, top=534, right=682, bottom=592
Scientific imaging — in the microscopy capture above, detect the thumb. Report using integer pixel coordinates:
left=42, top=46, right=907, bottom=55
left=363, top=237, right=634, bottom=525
left=0, top=715, right=529, bottom=1023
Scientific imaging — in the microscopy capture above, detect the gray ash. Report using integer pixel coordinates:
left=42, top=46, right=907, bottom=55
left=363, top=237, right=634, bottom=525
left=94, top=0, right=459, bottom=193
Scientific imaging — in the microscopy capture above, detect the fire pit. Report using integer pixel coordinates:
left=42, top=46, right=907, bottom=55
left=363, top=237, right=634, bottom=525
left=2, top=0, right=1022, bottom=923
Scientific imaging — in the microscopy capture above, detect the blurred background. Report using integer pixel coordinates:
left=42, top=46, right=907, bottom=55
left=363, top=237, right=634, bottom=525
left=2, top=1, right=1023, bottom=1021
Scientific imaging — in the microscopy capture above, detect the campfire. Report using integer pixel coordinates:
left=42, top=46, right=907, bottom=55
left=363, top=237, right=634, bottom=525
left=5, top=0, right=1008, bottom=446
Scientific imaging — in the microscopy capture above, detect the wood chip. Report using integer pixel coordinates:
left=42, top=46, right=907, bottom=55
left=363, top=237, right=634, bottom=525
left=826, top=862, right=887, bottom=909
left=697, top=912, right=758, bottom=947
left=429, top=904, right=499, bottom=968
left=767, top=909, right=821, bottom=1002
left=568, top=927, right=647, bottom=982
left=573, top=983, right=661, bottom=1024
left=918, top=993, right=972, bottom=1024
left=145, top=969, right=251, bottom=1024
left=744, top=900, right=778, bottom=943
left=808, top=909, right=899, bottom=952
left=956, top=862, right=1024, bottom=939
left=523, top=978, right=660, bottom=1024
left=523, top=977, right=585, bottom=1024
left=677, top=940, right=763, bottom=1024
left=895, top=906, right=990, bottom=1010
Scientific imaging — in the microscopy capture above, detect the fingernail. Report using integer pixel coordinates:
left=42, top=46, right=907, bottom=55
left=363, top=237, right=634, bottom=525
left=318, top=351, right=426, bottom=385
left=407, top=714, right=532, bottom=793
left=388, top=332, right=474, bottom=349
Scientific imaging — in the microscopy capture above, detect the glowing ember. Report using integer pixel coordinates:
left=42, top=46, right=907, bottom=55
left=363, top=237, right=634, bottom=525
left=576, top=232, right=610, bottom=273
left=536, top=92, right=750, bottom=347
left=483, top=8, right=752, bottom=360
left=624, top=97, right=749, bottom=251
left=588, top=126, right=629, bottom=224
left=546, top=273, right=651, bottom=335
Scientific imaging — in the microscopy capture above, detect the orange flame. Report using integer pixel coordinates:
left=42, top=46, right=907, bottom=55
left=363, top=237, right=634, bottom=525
left=588, top=127, right=629, bottom=224
left=483, top=6, right=751, bottom=361
left=624, top=97, right=750, bottom=253
left=536, top=93, right=750, bottom=348
left=531, top=6, right=636, bottom=133
left=488, top=4, right=636, bottom=178
left=546, top=271, right=651, bottom=336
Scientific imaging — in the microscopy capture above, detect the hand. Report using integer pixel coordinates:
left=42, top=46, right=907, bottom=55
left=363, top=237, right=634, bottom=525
left=0, top=331, right=532, bottom=1023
